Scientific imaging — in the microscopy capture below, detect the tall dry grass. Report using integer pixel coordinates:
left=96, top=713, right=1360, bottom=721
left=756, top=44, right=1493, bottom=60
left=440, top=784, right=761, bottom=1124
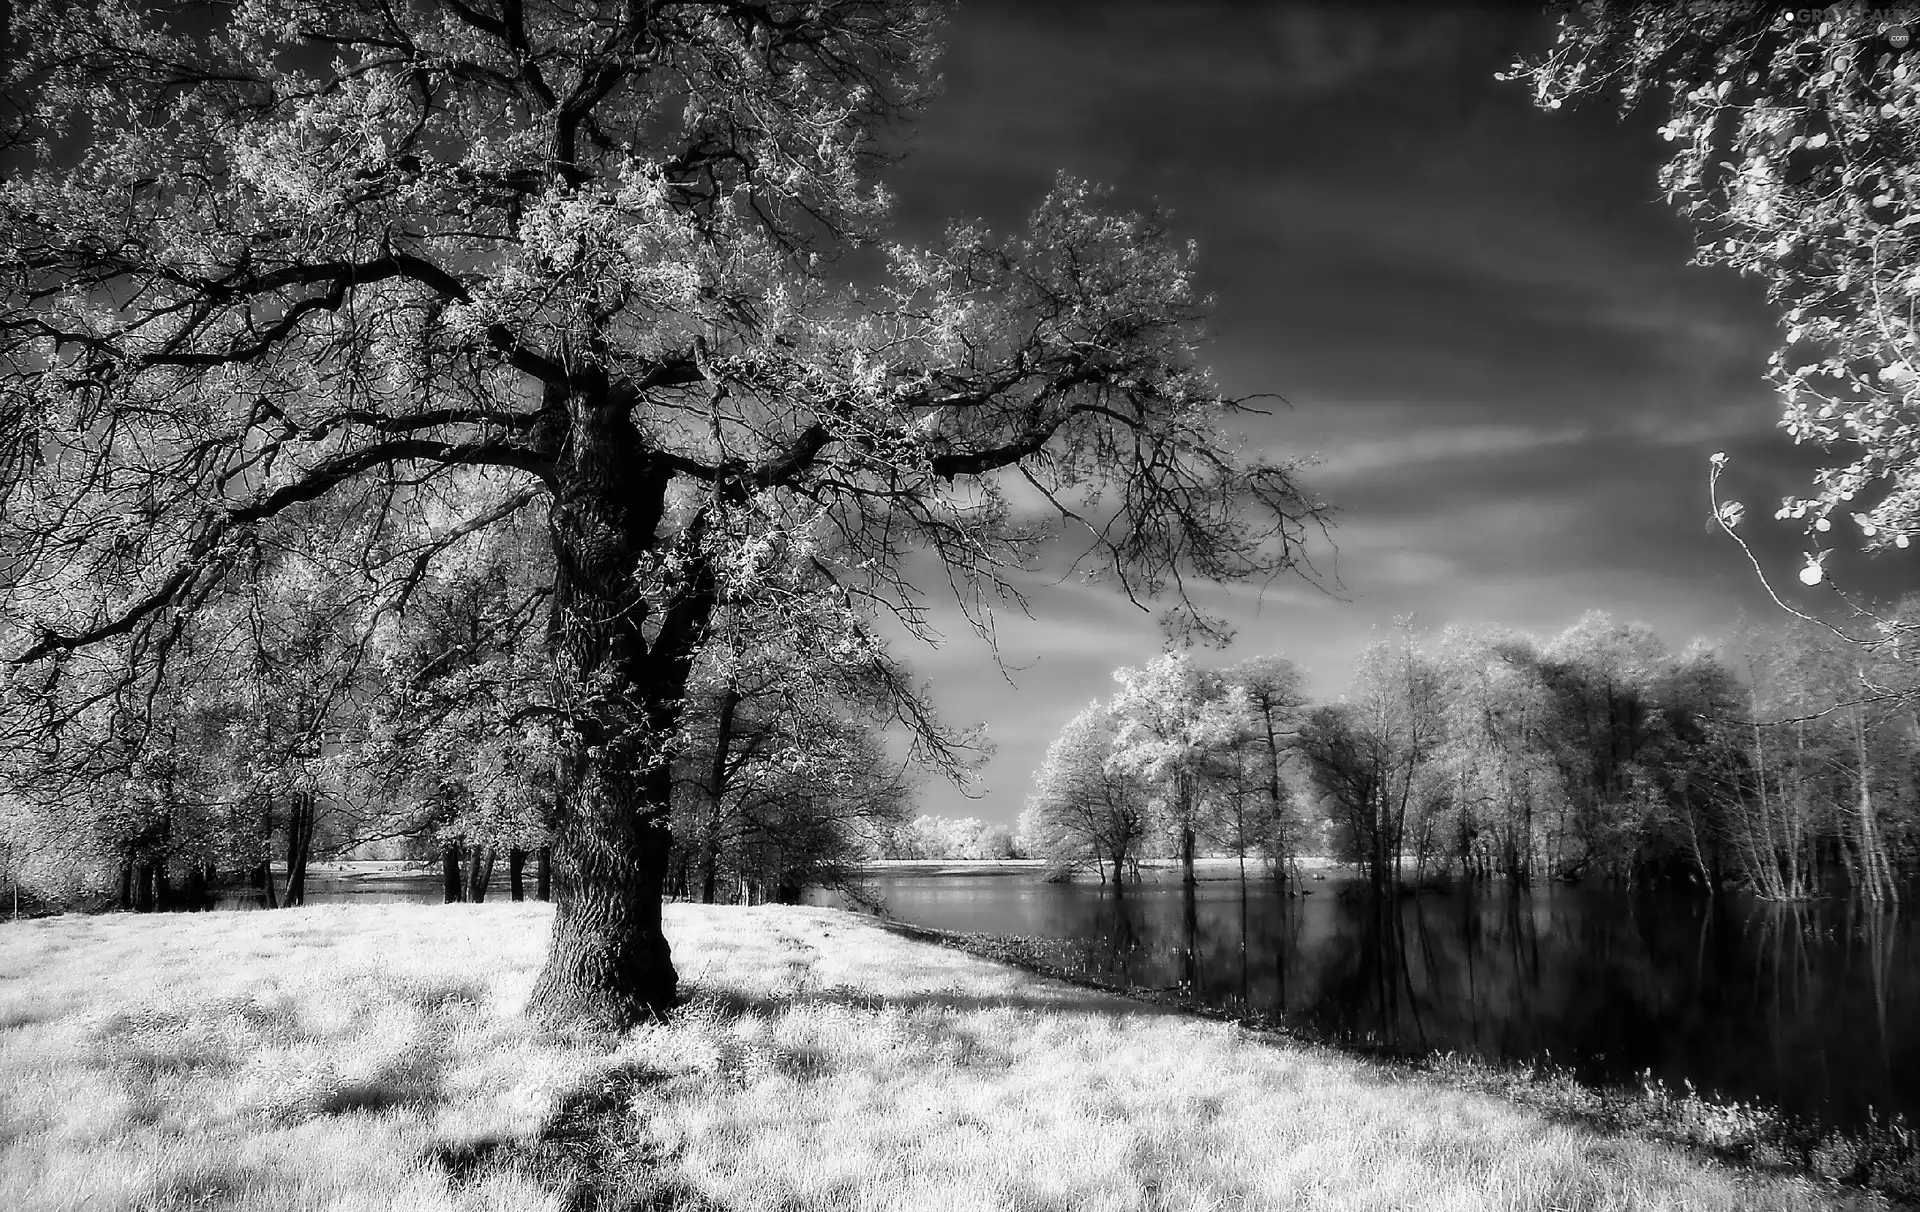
left=0, top=903, right=1879, bottom=1210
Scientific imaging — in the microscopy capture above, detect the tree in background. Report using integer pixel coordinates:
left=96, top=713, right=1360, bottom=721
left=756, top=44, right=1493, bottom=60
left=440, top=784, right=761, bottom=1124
left=1299, top=624, right=1444, bottom=891
left=1532, top=614, right=1677, bottom=882
left=364, top=496, right=557, bottom=904
left=1041, top=611, right=1917, bottom=899
left=215, top=521, right=390, bottom=908
left=0, top=504, right=384, bottom=911
left=1222, top=655, right=1310, bottom=880
left=1026, top=652, right=1306, bottom=885
left=1704, top=616, right=1910, bottom=901
left=1296, top=703, right=1390, bottom=888
left=1431, top=626, right=1560, bottom=885
left=726, top=718, right=912, bottom=904
left=1298, top=617, right=1767, bottom=893
left=886, top=815, right=1018, bottom=861
left=1026, top=707, right=1125, bottom=881
left=1645, top=640, right=1745, bottom=892
left=667, top=576, right=949, bottom=904
left=1022, top=702, right=1153, bottom=884
left=670, top=664, right=918, bottom=905
left=1107, top=653, right=1252, bottom=884
left=0, top=1, right=1323, bottom=1029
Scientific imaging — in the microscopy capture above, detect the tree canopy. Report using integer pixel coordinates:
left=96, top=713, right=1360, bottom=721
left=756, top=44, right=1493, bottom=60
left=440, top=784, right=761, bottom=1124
left=1041, top=611, right=1917, bottom=901
left=0, top=0, right=1323, bottom=1029
left=1509, top=2, right=1920, bottom=571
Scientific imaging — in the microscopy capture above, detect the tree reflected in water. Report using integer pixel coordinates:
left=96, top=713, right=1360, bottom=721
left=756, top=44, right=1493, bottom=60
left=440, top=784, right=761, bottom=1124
left=840, top=872, right=1920, bottom=1131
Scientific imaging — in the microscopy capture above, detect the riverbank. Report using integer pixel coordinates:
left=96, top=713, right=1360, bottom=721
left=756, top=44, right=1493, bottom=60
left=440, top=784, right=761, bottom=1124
left=880, top=920, right=1920, bottom=1203
left=0, top=904, right=1882, bottom=1211
left=852, top=854, right=1348, bottom=880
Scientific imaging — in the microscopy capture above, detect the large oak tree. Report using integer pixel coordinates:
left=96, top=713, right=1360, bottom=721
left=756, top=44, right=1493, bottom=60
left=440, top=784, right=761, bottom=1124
left=0, top=0, right=1321, bottom=1030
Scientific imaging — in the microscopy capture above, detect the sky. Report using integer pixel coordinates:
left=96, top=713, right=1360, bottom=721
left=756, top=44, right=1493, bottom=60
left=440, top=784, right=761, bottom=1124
left=866, top=1, right=1917, bottom=825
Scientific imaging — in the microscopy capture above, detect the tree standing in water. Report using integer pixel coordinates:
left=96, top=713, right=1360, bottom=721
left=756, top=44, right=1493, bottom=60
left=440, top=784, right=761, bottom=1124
left=1024, top=702, right=1153, bottom=885
left=1223, top=654, right=1308, bottom=881
left=0, top=1, right=1322, bottom=1029
left=1108, top=653, right=1252, bottom=885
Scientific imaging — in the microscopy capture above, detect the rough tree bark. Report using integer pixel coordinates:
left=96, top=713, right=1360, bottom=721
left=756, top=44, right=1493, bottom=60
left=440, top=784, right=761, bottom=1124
left=525, top=391, right=714, bottom=1028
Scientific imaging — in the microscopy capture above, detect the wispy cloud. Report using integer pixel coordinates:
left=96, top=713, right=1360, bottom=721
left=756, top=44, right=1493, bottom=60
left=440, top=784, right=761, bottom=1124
left=879, top=2, right=1853, bottom=826
left=1306, top=422, right=1590, bottom=481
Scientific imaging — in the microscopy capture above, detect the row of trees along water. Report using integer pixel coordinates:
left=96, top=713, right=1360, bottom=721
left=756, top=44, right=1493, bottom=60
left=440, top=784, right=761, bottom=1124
left=1019, top=612, right=1919, bottom=901
left=19, top=590, right=1915, bottom=916
left=0, top=481, right=931, bottom=916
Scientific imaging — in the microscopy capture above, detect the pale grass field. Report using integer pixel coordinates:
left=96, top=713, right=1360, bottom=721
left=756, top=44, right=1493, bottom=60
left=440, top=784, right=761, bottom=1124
left=0, top=903, right=1877, bottom=1212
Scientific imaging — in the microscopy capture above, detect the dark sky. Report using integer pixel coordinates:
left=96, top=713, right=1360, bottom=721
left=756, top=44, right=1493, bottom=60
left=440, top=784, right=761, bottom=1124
left=872, top=1, right=1916, bottom=823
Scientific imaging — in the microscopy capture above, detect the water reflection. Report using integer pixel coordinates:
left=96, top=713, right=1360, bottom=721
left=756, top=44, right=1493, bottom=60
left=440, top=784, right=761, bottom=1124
left=209, top=873, right=498, bottom=908
left=818, top=873, right=1919, bottom=1130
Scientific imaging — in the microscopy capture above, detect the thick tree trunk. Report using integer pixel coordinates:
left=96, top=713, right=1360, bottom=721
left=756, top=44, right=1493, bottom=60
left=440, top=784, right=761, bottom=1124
left=442, top=843, right=463, bottom=903
left=528, top=760, right=678, bottom=1028
left=524, top=390, right=711, bottom=1030
left=509, top=847, right=527, bottom=902
left=281, top=792, right=313, bottom=908
left=466, top=845, right=496, bottom=903
left=117, top=861, right=133, bottom=911
left=134, top=861, right=155, bottom=912
left=153, top=861, right=172, bottom=912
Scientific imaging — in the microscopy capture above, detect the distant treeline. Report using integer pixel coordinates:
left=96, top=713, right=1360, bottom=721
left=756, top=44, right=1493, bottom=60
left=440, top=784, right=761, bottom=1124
left=9, top=586, right=1917, bottom=912
left=0, top=507, right=929, bottom=915
left=1022, top=612, right=1916, bottom=900
left=877, top=815, right=1020, bottom=862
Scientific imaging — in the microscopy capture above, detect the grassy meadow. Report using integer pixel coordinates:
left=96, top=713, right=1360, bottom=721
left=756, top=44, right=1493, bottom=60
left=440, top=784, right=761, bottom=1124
left=0, top=903, right=1884, bottom=1211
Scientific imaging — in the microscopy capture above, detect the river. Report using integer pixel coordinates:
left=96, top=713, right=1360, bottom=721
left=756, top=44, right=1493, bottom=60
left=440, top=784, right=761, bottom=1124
left=814, top=867, right=1918, bottom=1133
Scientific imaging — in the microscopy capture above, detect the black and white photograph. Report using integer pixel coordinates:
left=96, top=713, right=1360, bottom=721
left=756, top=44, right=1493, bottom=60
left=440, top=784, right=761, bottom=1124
left=2, top=2, right=1919, bottom=1208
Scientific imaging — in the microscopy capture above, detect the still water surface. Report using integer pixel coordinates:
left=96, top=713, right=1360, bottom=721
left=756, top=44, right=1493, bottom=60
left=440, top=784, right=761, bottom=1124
left=213, top=874, right=471, bottom=908
left=815, top=869, right=1918, bottom=1131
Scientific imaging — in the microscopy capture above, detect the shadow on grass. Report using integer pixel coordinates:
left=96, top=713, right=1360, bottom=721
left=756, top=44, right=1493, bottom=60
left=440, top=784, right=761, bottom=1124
left=0, top=1001, right=62, bottom=1031
left=311, top=1037, right=450, bottom=1116
left=430, top=1061, right=730, bottom=1212
left=424, top=975, right=1161, bottom=1210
